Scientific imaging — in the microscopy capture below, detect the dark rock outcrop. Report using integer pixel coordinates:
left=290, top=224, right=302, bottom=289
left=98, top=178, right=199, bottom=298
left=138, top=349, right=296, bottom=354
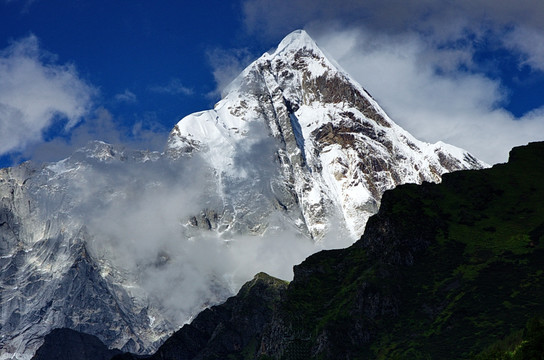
left=31, top=328, right=121, bottom=360
left=108, top=273, right=287, bottom=360
left=150, top=273, right=286, bottom=360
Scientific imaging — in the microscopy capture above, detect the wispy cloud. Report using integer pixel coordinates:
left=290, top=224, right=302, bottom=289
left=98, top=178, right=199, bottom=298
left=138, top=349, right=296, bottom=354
left=114, top=89, right=137, bottom=103
left=206, top=47, right=255, bottom=97
left=149, top=78, right=193, bottom=96
left=16, top=107, right=169, bottom=164
left=503, top=26, right=544, bottom=72
left=3, top=0, right=38, bottom=13
left=0, top=34, right=95, bottom=157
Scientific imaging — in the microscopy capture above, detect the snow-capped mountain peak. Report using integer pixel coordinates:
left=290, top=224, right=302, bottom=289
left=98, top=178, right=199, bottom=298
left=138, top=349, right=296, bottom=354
left=270, top=29, right=319, bottom=54
left=168, top=29, right=486, bottom=239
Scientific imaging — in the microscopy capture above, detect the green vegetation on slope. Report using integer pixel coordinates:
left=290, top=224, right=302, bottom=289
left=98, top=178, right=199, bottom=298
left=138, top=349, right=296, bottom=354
left=277, top=142, right=544, bottom=359
left=104, top=143, right=544, bottom=360
left=474, top=316, right=544, bottom=360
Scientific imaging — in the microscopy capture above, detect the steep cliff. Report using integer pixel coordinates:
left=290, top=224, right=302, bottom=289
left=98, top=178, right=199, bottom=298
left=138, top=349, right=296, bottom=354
left=263, top=142, right=544, bottom=359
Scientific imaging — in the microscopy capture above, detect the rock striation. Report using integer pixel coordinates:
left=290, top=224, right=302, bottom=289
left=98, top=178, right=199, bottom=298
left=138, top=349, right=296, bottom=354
left=168, top=30, right=485, bottom=240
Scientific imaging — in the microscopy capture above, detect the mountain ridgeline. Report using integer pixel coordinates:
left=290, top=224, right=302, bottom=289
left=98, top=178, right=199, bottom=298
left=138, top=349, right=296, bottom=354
left=92, top=141, right=544, bottom=360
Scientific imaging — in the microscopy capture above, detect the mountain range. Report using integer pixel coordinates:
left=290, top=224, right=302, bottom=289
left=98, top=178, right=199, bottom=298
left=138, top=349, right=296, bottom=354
left=0, top=30, right=485, bottom=359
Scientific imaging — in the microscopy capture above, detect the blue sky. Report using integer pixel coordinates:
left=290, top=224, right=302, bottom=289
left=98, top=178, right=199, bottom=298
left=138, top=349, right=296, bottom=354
left=1, top=0, right=544, bottom=166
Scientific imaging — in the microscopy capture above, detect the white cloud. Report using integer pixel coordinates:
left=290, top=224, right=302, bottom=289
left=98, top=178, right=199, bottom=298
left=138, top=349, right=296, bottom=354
left=74, top=148, right=324, bottom=324
left=149, top=78, right=193, bottom=96
left=503, top=26, right=544, bottom=72
left=0, top=35, right=95, bottom=156
left=114, top=89, right=137, bottom=103
left=314, top=28, right=544, bottom=164
left=243, top=0, right=544, bottom=39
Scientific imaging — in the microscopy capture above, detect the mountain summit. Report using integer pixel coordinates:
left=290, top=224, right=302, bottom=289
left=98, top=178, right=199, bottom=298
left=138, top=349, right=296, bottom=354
left=168, top=29, right=485, bottom=239
left=0, top=30, right=484, bottom=359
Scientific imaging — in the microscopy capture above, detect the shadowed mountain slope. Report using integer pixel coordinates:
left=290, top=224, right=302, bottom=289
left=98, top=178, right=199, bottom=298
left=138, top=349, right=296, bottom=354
left=101, top=141, right=544, bottom=360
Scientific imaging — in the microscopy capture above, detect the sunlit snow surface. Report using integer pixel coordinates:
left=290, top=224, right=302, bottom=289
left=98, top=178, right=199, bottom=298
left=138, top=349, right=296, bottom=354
left=0, top=30, right=486, bottom=359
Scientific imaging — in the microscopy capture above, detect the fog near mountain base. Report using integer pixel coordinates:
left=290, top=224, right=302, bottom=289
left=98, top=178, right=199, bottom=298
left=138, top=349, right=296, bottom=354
left=82, top=158, right=320, bottom=324
left=130, top=227, right=321, bottom=324
left=71, top=127, right=345, bottom=325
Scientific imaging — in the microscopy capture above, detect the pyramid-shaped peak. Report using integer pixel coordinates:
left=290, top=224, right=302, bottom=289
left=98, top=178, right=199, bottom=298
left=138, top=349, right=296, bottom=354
left=270, top=29, right=322, bottom=56
left=222, top=29, right=336, bottom=97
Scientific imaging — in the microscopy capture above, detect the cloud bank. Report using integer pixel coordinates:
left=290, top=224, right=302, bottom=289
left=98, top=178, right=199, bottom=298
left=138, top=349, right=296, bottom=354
left=0, top=35, right=95, bottom=157
left=243, top=0, right=544, bottom=40
left=314, top=28, right=544, bottom=164
left=239, top=0, right=544, bottom=164
left=62, top=144, right=326, bottom=324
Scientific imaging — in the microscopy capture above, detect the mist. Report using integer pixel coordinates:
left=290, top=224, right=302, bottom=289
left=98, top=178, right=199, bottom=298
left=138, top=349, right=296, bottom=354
left=58, top=128, right=346, bottom=326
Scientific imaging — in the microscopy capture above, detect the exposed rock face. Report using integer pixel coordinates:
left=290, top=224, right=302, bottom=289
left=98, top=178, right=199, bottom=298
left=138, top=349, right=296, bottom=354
left=0, top=147, right=173, bottom=360
left=0, top=30, right=485, bottom=359
left=145, top=273, right=287, bottom=360
left=33, top=273, right=286, bottom=360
